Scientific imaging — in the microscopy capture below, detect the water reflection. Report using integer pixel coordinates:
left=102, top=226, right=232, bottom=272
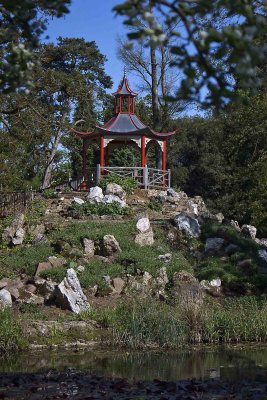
left=1, top=346, right=267, bottom=382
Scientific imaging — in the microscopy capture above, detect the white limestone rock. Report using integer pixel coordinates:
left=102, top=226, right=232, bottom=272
left=104, top=194, right=126, bottom=207
left=105, top=183, right=126, bottom=200
left=55, top=268, right=89, bottom=314
left=87, top=186, right=104, bottom=203
left=136, top=217, right=150, bottom=233
left=12, top=227, right=25, bottom=245
left=241, top=224, right=257, bottom=239
left=73, top=197, right=85, bottom=205
left=102, top=235, right=122, bottom=257
left=83, top=238, right=95, bottom=258
left=0, top=288, right=12, bottom=307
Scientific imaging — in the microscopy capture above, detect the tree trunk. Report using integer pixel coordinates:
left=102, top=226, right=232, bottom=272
left=41, top=130, right=64, bottom=189
left=160, top=45, right=169, bottom=131
left=150, top=43, right=161, bottom=130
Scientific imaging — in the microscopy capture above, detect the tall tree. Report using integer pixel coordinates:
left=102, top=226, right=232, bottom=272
left=0, top=37, right=112, bottom=190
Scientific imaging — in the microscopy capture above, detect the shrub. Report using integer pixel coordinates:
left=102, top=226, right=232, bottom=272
left=146, top=198, right=163, bottom=212
left=43, top=189, right=58, bottom=199
left=100, top=175, right=138, bottom=194
left=72, top=202, right=130, bottom=217
left=25, top=198, right=47, bottom=224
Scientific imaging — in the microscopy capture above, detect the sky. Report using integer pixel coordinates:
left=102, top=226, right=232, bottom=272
left=44, top=0, right=131, bottom=93
left=44, top=0, right=202, bottom=116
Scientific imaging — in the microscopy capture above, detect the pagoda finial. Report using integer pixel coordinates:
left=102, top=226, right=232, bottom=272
left=124, top=65, right=126, bottom=78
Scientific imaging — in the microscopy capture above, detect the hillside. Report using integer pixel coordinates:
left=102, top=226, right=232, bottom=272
left=0, top=183, right=267, bottom=350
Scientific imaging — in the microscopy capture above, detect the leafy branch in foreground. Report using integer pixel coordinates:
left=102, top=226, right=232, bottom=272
left=0, top=0, right=71, bottom=93
left=113, top=0, right=267, bottom=108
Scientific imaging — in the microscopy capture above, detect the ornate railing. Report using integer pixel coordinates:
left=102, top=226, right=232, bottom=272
left=96, top=165, right=171, bottom=189
left=0, top=191, right=34, bottom=217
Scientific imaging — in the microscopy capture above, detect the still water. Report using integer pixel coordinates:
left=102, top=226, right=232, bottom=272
left=1, top=346, right=267, bottom=382
left=0, top=347, right=267, bottom=382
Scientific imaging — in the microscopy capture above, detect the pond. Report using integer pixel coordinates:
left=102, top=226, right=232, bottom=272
left=1, top=345, right=267, bottom=382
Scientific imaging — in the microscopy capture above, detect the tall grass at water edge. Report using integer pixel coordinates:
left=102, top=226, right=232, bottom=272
left=0, top=308, right=26, bottom=353
left=84, top=296, right=267, bottom=349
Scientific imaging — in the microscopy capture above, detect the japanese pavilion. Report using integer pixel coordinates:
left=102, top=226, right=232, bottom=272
left=72, top=69, right=176, bottom=190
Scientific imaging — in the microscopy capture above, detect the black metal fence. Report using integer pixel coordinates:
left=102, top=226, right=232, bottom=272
left=0, top=191, right=34, bottom=217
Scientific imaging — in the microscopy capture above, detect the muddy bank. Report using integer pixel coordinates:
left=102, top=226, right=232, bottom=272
left=0, top=371, right=267, bottom=399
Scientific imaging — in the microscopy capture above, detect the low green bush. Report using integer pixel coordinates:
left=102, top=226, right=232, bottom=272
left=146, top=198, right=163, bottom=212
left=25, top=198, right=47, bottom=225
left=43, top=189, right=58, bottom=199
left=72, top=202, right=130, bottom=217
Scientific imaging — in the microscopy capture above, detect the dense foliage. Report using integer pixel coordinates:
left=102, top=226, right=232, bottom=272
left=169, top=93, right=267, bottom=235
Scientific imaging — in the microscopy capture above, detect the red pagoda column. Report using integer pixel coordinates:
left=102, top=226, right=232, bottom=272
left=141, top=135, right=146, bottom=167
left=162, top=139, right=167, bottom=171
left=100, top=136, right=105, bottom=167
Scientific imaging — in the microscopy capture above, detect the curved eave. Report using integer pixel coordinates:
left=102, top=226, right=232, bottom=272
left=96, top=126, right=177, bottom=139
left=148, top=128, right=177, bottom=139
left=72, top=126, right=177, bottom=140
left=71, top=128, right=97, bottom=139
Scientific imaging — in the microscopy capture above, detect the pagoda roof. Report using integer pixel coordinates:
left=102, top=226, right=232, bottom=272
left=72, top=69, right=176, bottom=140
left=72, top=112, right=176, bottom=139
left=112, top=69, right=137, bottom=97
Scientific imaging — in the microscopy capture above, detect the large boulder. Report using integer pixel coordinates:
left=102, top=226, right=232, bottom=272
left=17, top=289, right=44, bottom=305
left=167, top=188, right=180, bottom=198
left=55, top=268, right=89, bottom=314
left=171, top=270, right=203, bottom=305
left=136, top=217, right=150, bottom=233
left=112, top=277, right=125, bottom=294
left=174, top=212, right=201, bottom=238
left=0, top=288, right=12, bottom=307
left=1, top=278, right=24, bottom=301
left=11, top=227, right=25, bottom=246
left=157, top=267, right=169, bottom=286
left=241, top=224, right=257, bottom=239
left=87, top=186, right=104, bottom=203
left=102, top=235, right=122, bottom=257
left=204, top=238, right=225, bottom=253
left=35, top=278, right=57, bottom=303
left=2, top=213, right=24, bottom=245
left=103, top=194, right=126, bottom=208
left=200, top=278, right=222, bottom=297
left=105, top=183, right=126, bottom=200
left=135, top=217, right=154, bottom=246
left=73, top=197, right=85, bottom=205
left=83, top=238, right=95, bottom=258
left=34, top=262, right=52, bottom=277
left=258, top=249, right=267, bottom=263
left=135, top=229, right=154, bottom=246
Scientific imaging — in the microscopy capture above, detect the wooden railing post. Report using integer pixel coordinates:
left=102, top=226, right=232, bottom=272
left=143, top=165, right=148, bottom=189
left=96, top=164, right=101, bottom=185
left=168, top=169, right=171, bottom=188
